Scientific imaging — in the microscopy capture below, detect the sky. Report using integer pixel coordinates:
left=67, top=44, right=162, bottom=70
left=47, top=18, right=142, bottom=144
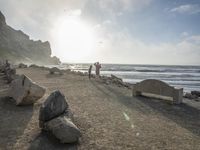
left=0, top=0, right=200, bottom=65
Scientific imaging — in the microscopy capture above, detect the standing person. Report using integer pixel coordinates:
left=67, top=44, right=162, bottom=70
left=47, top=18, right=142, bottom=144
left=88, top=65, right=92, bottom=79
left=4, top=59, right=10, bottom=73
left=5, top=60, right=10, bottom=68
left=94, top=62, right=101, bottom=76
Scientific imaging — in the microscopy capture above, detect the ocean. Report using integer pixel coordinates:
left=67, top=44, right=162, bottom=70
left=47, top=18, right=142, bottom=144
left=59, top=63, right=200, bottom=92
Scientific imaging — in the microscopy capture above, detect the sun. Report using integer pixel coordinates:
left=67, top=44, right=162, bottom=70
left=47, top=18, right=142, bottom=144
left=51, top=15, right=96, bottom=62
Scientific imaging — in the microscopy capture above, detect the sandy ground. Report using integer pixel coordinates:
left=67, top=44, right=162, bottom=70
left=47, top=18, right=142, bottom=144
left=0, top=67, right=200, bottom=150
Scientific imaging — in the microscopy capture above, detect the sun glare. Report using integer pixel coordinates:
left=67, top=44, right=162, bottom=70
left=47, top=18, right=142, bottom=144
left=52, top=15, right=96, bottom=62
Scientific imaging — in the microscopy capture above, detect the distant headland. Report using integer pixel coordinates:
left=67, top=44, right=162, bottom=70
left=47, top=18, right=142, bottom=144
left=0, top=11, right=60, bottom=65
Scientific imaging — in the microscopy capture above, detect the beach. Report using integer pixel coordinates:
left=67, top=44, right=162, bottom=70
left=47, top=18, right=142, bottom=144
left=0, top=67, right=200, bottom=150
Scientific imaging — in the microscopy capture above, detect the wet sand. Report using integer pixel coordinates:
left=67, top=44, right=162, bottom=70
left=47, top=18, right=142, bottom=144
left=0, top=67, right=200, bottom=150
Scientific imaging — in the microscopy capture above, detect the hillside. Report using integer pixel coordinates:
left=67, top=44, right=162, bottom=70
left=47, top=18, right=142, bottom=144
left=0, top=11, right=60, bottom=65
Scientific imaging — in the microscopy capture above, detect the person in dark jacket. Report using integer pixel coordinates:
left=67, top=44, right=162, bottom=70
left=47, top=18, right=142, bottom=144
left=88, top=65, right=93, bottom=79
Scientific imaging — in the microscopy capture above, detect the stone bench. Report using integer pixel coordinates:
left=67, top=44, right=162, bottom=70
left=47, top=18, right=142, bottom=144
left=132, top=79, right=183, bottom=104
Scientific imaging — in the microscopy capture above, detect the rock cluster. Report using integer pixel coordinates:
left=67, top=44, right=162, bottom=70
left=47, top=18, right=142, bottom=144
left=29, top=64, right=49, bottom=70
left=184, top=90, right=200, bottom=101
left=67, top=69, right=132, bottom=88
left=5, top=67, right=16, bottom=83
left=18, top=63, right=28, bottom=68
left=49, top=67, right=63, bottom=75
left=39, top=90, right=81, bottom=143
left=191, top=91, right=200, bottom=97
left=101, top=74, right=132, bottom=89
left=0, top=60, right=17, bottom=83
left=70, top=70, right=87, bottom=76
left=29, top=64, right=39, bottom=68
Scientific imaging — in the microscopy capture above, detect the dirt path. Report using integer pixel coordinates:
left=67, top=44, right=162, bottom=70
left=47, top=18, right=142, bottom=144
left=0, top=68, right=200, bottom=150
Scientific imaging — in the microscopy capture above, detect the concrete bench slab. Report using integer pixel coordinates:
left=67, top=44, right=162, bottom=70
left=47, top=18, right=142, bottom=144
left=132, top=79, right=183, bottom=104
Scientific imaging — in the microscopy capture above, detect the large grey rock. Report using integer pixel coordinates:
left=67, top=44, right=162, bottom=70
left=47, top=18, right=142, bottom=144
left=9, top=74, right=46, bottom=105
left=29, top=64, right=39, bottom=68
left=39, top=90, right=68, bottom=126
left=184, top=92, right=198, bottom=99
left=44, top=116, right=81, bottom=143
left=0, top=60, right=4, bottom=72
left=191, top=91, right=200, bottom=97
left=49, top=67, right=63, bottom=75
left=111, top=74, right=122, bottom=82
left=5, top=67, right=16, bottom=83
left=110, top=74, right=125, bottom=87
left=18, top=63, right=28, bottom=68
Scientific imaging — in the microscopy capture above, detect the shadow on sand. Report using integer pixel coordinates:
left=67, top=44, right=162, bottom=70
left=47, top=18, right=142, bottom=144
left=28, top=131, right=78, bottom=150
left=45, top=74, right=63, bottom=78
left=91, top=80, right=200, bottom=137
left=0, top=97, right=34, bottom=148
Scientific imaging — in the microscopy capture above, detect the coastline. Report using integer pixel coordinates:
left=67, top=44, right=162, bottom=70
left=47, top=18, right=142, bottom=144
left=0, top=67, right=199, bottom=149
left=54, top=63, right=200, bottom=92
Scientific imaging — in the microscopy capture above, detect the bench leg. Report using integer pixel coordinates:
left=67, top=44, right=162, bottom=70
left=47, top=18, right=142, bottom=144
left=132, top=90, right=141, bottom=97
left=173, top=89, right=183, bottom=104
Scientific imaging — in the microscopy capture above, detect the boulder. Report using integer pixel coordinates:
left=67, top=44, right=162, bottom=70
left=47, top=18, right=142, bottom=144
left=0, top=67, right=3, bottom=73
left=111, top=74, right=123, bottom=82
left=0, top=60, right=4, bottom=73
left=191, top=91, right=200, bottom=97
left=39, top=66, right=49, bottom=70
left=9, top=74, right=46, bottom=105
left=44, top=116, right=81, bottom=143
left=77, top=71, right=84, bottom=76
left=5, top=67, right=16, bottom=83
left=195, top=97, right=200, bottom=102
left=184, top=92, right=198, bottom=99
left=49, top=67, right=63, bottom=75
left=39, top=90, right=69, bottom=127
left=0, top=60, right=16, bottom=82
left=64, top=69, right=71, bottom=72
left=100, top=76, right=111, bottom=84
left=122, top=82, right=132, bottom=89
left=18, top=63, right=28, bottom=68
left=29, top=64, right=39, bottom=68
left=111, top=74, right=124, bottom=87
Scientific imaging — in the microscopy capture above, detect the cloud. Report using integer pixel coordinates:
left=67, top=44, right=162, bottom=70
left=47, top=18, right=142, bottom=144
left=0, top=0, right=200, bottom=65
left=94, top=27, right=200, bottom=65
left=0, top=0, right=87, bottom=40
left=170, top=4, right=200, bottom=14
left=0, top=0, right=153, bottom=40
left=98, top=0, right=152, bottom=12
left=82, top=0, right=153, bottom=24
left=181, top=32, right=189, bottom=37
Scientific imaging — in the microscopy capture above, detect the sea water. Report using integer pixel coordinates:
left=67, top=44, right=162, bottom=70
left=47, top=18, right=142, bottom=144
left=59, top=63, right=200, bottom=92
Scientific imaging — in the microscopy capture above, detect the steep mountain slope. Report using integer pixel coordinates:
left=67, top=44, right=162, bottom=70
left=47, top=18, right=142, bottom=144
left=0, top=11, right=60, bottom=65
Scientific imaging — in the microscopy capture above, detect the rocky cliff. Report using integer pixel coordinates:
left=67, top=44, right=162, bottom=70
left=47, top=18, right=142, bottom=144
left=0, top=11, right=61, bottom=65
